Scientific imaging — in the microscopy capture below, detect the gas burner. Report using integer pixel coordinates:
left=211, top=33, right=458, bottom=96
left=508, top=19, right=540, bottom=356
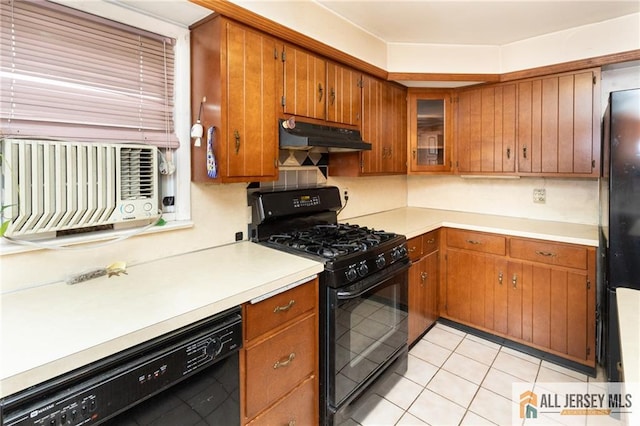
left=266, top=223, right=397, bottom=260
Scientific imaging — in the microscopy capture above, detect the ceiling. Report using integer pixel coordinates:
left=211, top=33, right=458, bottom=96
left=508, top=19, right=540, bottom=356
left=314, top=0, right=640, bottom=45
left=113, top=0, right=640, bottom=46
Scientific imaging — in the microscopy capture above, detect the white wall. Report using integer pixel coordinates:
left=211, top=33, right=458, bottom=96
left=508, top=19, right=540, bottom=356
left=407, top=176, right=599, bottom=225
left=328, top=175, right=408, bottom=220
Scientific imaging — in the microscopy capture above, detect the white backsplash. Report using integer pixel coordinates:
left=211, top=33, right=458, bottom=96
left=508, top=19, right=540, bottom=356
left=407, top=175, right=599, bottom=225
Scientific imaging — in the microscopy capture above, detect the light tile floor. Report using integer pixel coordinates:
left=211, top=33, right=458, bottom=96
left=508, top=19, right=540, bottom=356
left=350, top=322, right=621, bottom=426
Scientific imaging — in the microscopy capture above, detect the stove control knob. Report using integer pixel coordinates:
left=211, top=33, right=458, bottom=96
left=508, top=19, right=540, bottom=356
left=376, top=254, right=386, bottom=269
left=346, top=267, right=358, bottom=282
left=357, top=262, right=369, bottom=277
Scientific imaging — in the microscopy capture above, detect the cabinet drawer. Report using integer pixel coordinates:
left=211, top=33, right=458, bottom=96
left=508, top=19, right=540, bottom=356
left=245, top=314, right=316, bottom=418
left=245, top=279, right=316, bottom=341
left=422, top=230, right=439, bottom=255
left=509, top=238, right=588, bottom=269
left=446, top=229, right=506, bottom=255
left=247, top=376, right=316, bottom=425
left=407, top=236, right=423, bottom=262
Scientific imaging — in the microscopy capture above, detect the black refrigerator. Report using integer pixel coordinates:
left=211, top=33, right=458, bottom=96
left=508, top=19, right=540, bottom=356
left=600, top=87, right=640, bottom=382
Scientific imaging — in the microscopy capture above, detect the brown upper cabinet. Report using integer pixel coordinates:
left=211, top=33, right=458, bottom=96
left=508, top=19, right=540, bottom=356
left=190, top=17, right=279, bottom=183
left=455, top=68, right=600, bottom=177
left=516, top=68, right=600, bottom=176
left=326, top=61, right=362, bottom=126
left=281, top=44, right=327, bottom=121
left=331, top=76, right=407, bottom=176
left=407, top=90, right=454, bottom=174
left=456, top=84, right=517, bottom=174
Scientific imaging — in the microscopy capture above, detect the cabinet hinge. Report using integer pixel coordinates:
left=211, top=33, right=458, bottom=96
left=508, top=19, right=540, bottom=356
left=587, top=346, right=591, bottom=357
left=592, top=159, right=596, bottom=169
left=274, top=48, right=278, bottom=60
left=360, top=159, right=364, bottom=171
left=281, top=96, right=286, bottom=107
left=281, top=50, right=286, bottom=62
left=593, top=75, right=597, bottom=85
left=587, top=279, right=591, bottom=290
left=357, top=77, right=364, bottom=88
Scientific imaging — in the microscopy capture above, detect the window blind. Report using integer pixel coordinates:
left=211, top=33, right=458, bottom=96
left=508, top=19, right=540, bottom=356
left=0, top=0, right=179, bottom=148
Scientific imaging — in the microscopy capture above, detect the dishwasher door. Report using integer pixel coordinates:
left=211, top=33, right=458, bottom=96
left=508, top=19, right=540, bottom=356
left=1, top=307, right=242, bottom=426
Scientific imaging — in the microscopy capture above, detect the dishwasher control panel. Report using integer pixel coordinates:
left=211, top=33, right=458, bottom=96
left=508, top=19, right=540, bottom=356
left=1, top=308, right=242, bottom=426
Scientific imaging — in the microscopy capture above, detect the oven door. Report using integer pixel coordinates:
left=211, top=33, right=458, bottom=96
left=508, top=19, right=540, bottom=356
left=324, top=260, right=409, bottom=414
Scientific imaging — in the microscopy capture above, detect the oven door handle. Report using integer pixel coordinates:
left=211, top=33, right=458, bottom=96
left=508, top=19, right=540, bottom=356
left=336, top=260, right=410, bottom=300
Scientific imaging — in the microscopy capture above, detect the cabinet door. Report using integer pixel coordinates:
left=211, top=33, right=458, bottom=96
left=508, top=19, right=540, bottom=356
left=408, top=90, right=453, bottom=173
left=408, top=250, right=439, bottom=345
left=423, top=250, right=439, bottom=332
left=326, top=61, right=361, bottom=126
left=456, top=85, right=516, bottom=173
left=506, top=261, right=525, bottom=340
left=381, top=83, right=407, bottom=174
left=408, top=258, right=427, bottom=345
left=359, top=74, right=383, bottom=174
left=226, top=22, right=278, bottom=179
left=529, top=265, right=592, bottom=361
left=282, top=44, right=326, bottom=120
left=517, top=69, right=599, bottom=176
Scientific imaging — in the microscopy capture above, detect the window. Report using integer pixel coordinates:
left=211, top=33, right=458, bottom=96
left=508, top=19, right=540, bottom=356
left=0, top=0, right=191, bottom=247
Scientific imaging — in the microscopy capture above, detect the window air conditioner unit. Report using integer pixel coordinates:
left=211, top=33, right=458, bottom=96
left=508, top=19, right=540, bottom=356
left=1, top=139, right=160, bottom=240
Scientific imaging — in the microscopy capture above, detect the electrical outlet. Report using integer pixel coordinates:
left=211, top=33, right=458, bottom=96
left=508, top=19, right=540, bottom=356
left=533, top=188, right=546, bottom=203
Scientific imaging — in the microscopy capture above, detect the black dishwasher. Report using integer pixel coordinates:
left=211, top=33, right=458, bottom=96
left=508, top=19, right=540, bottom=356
left=0, top=306, right=242, bottom=426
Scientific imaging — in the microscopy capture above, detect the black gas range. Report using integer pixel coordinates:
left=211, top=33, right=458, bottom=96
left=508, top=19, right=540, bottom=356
left=249, top=186, right=410, bottom=425
left=249, top=186, right=408, bottom=288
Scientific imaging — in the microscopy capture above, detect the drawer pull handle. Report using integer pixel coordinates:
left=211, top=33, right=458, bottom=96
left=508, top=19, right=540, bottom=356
left=274, top=352, right=296, bottom=369
left=288, top=421, right=296, bottom=426
left=466, top=239, right=481, bottom=245
left=273, top=299, right=296, bottom=313
left=535, top=250, right=557, bottom=257
left=425, top=238, right=436, bottom=244
left=408, top=246, right=417, bottom=253
left=498, top=271, right=503, bottom=285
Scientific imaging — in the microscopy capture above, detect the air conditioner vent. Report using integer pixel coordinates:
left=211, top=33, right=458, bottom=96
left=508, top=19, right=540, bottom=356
left=1, top=139, right=160, bottom=240
left=120, top=148, right=155, bottom=201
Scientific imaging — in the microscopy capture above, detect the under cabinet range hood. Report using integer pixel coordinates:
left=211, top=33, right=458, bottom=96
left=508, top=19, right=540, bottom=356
left=278, top=118, right=372, bottom=152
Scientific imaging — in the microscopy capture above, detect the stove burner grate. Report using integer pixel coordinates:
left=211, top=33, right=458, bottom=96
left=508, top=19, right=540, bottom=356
left=267, top=224, right=396, bottom=259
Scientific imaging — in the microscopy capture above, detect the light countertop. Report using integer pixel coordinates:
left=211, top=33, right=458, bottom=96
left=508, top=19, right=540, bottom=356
left=347, top=207, right=599, bottom=246
left=0, top=241, right=323, bottom=398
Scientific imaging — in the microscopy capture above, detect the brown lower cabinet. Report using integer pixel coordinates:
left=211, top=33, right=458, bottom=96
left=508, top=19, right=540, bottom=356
left=408, top=230, right=440, bottom=345
left=442, top=228, right=596, bottom=367
left=240, top=277, right=319, bottom=425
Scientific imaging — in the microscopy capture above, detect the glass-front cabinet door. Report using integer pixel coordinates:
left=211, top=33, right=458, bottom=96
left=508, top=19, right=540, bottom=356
left=408, top=90, right=453, bottom=174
